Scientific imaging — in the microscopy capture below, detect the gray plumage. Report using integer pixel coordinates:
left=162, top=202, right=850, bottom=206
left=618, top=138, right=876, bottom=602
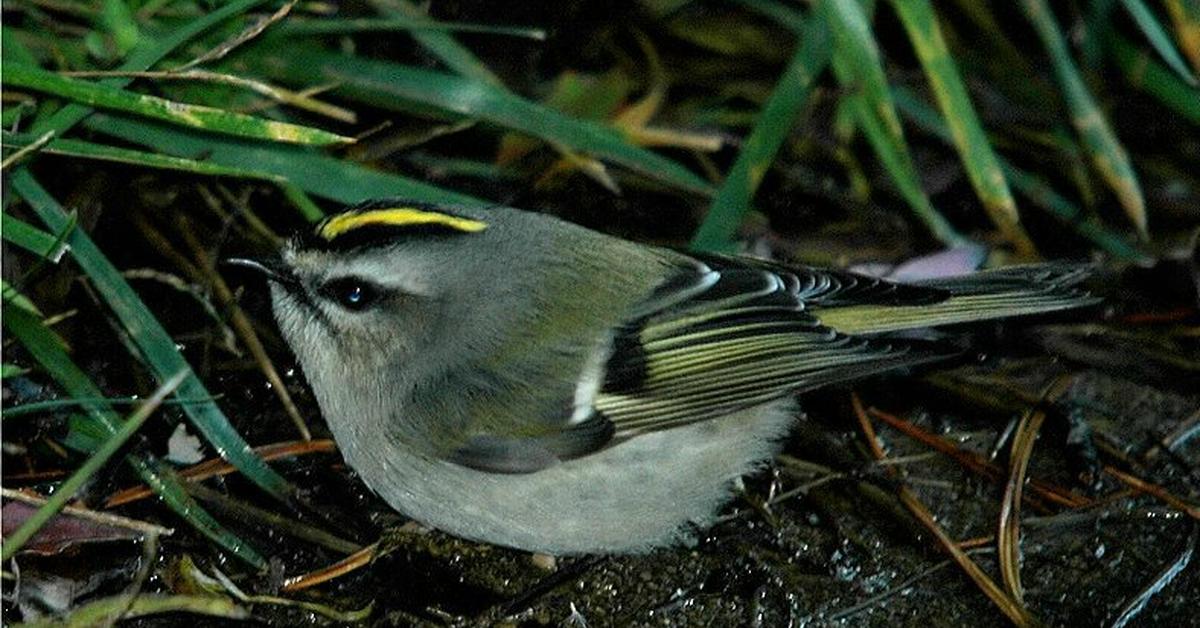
left=254, top=200, right=1096, bottom=554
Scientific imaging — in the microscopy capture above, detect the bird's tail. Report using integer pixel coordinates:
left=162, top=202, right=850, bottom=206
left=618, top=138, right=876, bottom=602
left=816, top=262, right=1099, bottom=335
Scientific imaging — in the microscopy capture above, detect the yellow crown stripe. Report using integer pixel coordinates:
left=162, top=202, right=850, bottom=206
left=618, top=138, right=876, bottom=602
left=318, top=208, right=488, bottom=240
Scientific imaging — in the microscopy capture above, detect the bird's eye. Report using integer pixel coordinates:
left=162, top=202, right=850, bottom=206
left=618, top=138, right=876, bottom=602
left=320, top=278, right=380, bottom=311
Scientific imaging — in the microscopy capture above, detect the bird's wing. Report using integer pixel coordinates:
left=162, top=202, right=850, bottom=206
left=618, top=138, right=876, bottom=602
left=591, top=256, right=956, bottom=439
left=441, top=255, right=1093, bottom=473
left=440, top=255, right=951, bottom=473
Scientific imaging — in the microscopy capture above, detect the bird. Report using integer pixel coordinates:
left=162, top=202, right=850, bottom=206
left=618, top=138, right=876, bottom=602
left=229, top=199, right=1097, bottom=555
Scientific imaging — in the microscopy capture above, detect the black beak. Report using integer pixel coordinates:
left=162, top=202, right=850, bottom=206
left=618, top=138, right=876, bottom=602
left=223, top=258, right=298, bottom=289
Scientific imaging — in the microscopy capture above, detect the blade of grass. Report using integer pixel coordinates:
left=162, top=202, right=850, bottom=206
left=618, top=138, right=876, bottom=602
left=84, top=113, right=485, bottom=206
left=2, top=25, right=41, bottom=66
left=60, top=69, right=357, bottom=124
left=279, top=182, right=326, bottom=222
left=9, top=169, right=294, bottom=506
left=732, top=0, right=807, bottom=32
left=172, top=0, right=300, bottom=72
left=1, top=280, right=42, bottom=315
left=1001, top=167, right=1152, bottom=263
left=1162, top=0, right=1200, bottom=74
left=90, top=0, right=140, bottom=62
left=1081, top=0, right=1120, bottom=69
left=1, top=369, right=187, bottom=560
left=824, top=0, right=964, bottom=246
left=2, top=364, right=31, bottom=379
left=368, top=0, right=504, bottom=86
left=1106, top=31, right=1200, bottom=124
left=279, top=17, right=545, bottom=40
left=1021, top=0, right=1148, bottom=239
left=240, top=42, right=715, bottom=196
left=1118, top=0, right=1198, bottom=85
left=890, top=86, right=1151, bottom=263
left=689, top=11, right=830, bottom=251
left=1, top=301, right=267, bottom=568
left=0, top=130, right=56, bottom=170
left=1, top=130, right=285, bottom=180
left=4, top=395, right=221, bottom=419
left=29, top=0, right=277, bottom=136
left=889, top=0, right=1035, bottom=257
left=18, top=594, right=246, bottom=627
left=496, top=69, right=636, bottom=165
left=1, top=213, right=69, bottom=262
left=6, top=10, right=298, bottom=516
left=4, top=64, right=353, bottom=146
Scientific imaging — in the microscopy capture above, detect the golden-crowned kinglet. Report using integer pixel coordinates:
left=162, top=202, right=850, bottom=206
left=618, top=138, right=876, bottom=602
left=230, top=200, right=1096, bottom=554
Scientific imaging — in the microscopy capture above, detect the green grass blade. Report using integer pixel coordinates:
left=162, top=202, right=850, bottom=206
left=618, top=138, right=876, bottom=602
left=732, top=0, right=808, bottom=32
left=370, top=0, right=505, bottom=86
left=279, top=17, right=545, bottom=40
left=22, top=593, right=247, bottom=626
left=5, top=64, right=353, bottom=146
left=1162, top=0, right=1200, bottom=74
left=1, top=299, right=267, bottom=568
left=1, top=131, right=285, bottom=180
left=1118, top=0, right=1198, bottom=85
left=1106, top=31, right=1200, bottom=124
left=91, top=0, right=141, bottom=61
left=2, top=364, right=30, bottom=379
left=84, top=114, right=486, bottom=206
left=4, top=395, right=220, bottom=419
left=891, top=86, right=1151, bottom=263
left=2, top=25, right=40, bottom=65
left=280, top=182, right=327, bottom=222
left=690, top=11, right=830, bottom=252
left=1021, top=0, right=1148, bottom=238
left=9, top=169, right=296, bottom=506
left=1, top=280, right=41, bottom=314
left=823, top=0, right=963, bottom=246
left=1081, top=0, right=1120, bottom=69
left=1, top=369, right=187, bottom=560
left=241, top=43, right=715, bottom=196
left=1, top=213, right=68, bottom=261
left=32, top=0, right=276, bottom=136
left=889, top=0, right=1035, bottom=256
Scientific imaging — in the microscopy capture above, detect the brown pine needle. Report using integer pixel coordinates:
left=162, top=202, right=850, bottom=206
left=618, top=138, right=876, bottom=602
left=850, top=393, right=1040, bottom=627
left=1104, top=466, right=1200, bottom=520
left=104, top=439, right=335, bottom=507
left=998, top=374, right=1074, bottom=606
left=867, top=406, right=1089, bottom=509
left=281, top=542, right=380, bottom=592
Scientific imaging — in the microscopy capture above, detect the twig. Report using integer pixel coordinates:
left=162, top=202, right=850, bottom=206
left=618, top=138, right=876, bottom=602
left=175, top=215, right=312, bottom=441
left=0, top=487, right=174, bottom=537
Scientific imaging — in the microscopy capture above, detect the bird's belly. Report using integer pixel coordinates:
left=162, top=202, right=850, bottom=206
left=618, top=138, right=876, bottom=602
left=340, top=400, right=797, bottom=554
